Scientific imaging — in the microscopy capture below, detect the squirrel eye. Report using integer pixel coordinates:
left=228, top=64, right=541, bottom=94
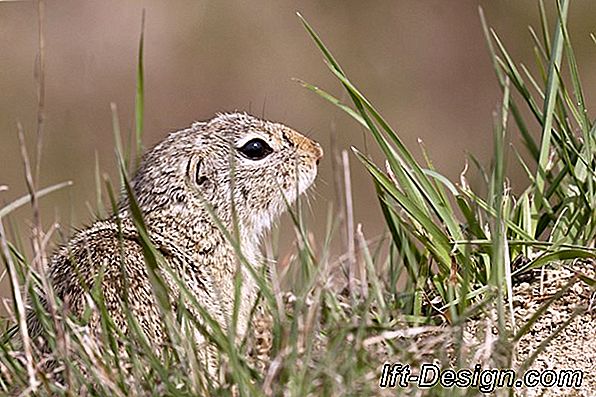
left=238, top=138, right=273, bottom=160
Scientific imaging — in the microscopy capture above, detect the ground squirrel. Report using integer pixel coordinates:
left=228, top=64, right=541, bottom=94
left=26, top=112, right=323, bottom=378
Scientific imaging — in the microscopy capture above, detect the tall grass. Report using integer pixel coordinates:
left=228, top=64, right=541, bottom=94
left=1, top=2, right=595, bottom=396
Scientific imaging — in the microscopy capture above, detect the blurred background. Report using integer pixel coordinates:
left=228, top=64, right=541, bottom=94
left=1, top=1, right=596, bottom=304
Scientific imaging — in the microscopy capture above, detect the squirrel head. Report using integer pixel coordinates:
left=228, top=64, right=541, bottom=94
left=128, top=112, right=323, bottom=239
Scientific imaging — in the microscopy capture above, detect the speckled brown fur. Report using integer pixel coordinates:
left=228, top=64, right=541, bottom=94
left=25, top=112, right=323, bottom=379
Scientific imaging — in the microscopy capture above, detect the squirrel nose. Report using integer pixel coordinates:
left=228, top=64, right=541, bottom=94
left=313, top=143, right=323, bottom=165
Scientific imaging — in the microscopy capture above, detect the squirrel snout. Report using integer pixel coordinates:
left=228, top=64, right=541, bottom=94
left=301, top=140, right=323, bottom=164
left=284, top=127, right=323, bottom=164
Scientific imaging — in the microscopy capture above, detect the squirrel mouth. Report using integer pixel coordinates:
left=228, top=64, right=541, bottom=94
left=298, top=167, right=318, bottom=196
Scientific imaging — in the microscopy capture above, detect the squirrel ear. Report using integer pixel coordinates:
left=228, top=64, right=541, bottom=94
left=187, top=155, right=208, bottom=187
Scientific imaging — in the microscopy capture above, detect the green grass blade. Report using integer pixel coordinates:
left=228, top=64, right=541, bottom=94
left=534, top=0, right=569, bottom=202
left=295, top=78, right=367, bottom=128
left=480, top=7, right=539, bottom=159
left=538, top=0, right=552, bottom=54
left=513, top=248, right=596, bottom=276
left=134, top=9, right=145, bottom=170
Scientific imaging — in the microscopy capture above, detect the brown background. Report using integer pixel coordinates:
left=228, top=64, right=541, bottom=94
left=1, top=1, right=596, bottom=304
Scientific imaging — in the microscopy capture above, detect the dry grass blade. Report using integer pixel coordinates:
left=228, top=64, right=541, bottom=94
left=341, top=150, right=357, bottom=300
left=34, top=0, right=45, bottom=185
left=0, top=219, right=37, bottom=391
left=0, top=181, right=72, bottom=220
